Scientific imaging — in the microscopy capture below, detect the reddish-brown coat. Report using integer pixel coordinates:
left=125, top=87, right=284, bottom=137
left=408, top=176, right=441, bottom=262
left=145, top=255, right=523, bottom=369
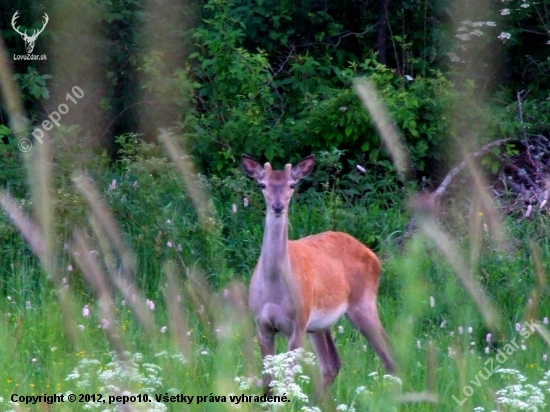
left=288, top=231, right=380, bottom=317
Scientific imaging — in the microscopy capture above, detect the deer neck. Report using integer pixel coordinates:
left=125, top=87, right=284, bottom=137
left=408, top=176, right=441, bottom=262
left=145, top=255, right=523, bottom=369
left=259, top=212, right=291, bottom=280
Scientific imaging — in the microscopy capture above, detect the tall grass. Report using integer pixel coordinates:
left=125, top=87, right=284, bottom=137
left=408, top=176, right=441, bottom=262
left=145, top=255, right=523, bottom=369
left=0, top=1, right=549, bottom=411
left=0, top=148, right=549, bottom=411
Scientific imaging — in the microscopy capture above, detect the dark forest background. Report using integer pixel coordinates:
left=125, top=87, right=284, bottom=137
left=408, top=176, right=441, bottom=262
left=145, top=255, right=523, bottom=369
left=1, top=0, right=550, bottom=193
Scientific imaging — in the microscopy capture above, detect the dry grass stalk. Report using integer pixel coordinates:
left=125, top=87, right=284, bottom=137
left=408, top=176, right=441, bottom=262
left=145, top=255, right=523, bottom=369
left=158, top=129, right=214, bottom=231
left=72, top=174, right=156, bottom=333
left=0, top=35, right=27, bottom=137
left=163, top=262, right=192, bottom=359
left=72, top=173, right=136, bottom=277
left=353, top=78, right=411, bottom=179
left=72, top=230, right=127, bottom=361
left=0, top=192, right=45, bottom=260
left=419, top=218, right=500, bottom=331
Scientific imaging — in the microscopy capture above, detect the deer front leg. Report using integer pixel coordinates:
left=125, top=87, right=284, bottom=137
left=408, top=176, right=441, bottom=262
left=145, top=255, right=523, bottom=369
left=288, top=324, right=305, bottom=351
left=258, top=327, right=275, bottom=394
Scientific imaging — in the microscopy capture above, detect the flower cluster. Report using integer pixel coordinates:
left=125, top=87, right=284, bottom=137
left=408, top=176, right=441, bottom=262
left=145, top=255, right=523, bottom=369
left=474, top=369, right=550, bottom=411
left=498, top=32, right=512, bottom=41
left=262, top=348, right=316, bottom=405
left=448, top=20, right=498, bottom=64
left=0, top=396, right=17, bottom=412
left=64, top=351, right=185, bottom=411
left=455, top=20, right=496, bottom=42
left=233, top=349, right=397, bottom=412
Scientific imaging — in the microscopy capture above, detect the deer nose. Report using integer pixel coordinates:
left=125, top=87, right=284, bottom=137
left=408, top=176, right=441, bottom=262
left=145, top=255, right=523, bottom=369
left=272, top=202, right=284, bottom=214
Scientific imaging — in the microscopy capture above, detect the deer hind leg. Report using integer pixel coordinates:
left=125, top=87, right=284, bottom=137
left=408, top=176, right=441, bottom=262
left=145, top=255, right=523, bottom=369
left=310, top=329, right=342, bottom=394
left=346, top=296, right=396, bottom=374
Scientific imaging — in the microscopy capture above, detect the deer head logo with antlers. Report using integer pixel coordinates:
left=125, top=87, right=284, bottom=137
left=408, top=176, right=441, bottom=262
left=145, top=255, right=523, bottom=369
left=11, top=11, right=49, bottom=54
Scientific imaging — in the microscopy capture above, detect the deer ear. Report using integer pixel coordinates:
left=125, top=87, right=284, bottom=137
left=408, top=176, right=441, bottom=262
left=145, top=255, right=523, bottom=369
left=241, top=154, right=265, bottom=180
left=291, top=155, right=315, bottom=181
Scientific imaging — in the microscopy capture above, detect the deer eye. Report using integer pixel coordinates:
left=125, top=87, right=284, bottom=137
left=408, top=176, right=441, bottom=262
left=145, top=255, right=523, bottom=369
left=289, top=183, right=296, bottom=189
left=258, top=183, right=266, bottom=189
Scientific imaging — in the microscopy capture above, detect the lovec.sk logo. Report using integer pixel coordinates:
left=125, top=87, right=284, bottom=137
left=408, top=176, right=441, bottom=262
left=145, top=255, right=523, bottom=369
left=11, top=11, right=48, bottom=60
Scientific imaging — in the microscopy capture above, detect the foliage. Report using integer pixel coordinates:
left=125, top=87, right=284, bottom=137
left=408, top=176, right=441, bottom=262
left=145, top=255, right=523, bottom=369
left=178, top=0, right=531, bottom=184
left=2, top=0, right=548, bottom=185
left=14, top=67, right=51, bottom=100
left=492, top=0, right=550, bottom=97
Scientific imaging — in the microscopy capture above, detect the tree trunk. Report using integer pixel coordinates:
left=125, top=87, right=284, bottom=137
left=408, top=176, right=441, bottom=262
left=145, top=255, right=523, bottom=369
left=377, top=0, right=389, bottom=64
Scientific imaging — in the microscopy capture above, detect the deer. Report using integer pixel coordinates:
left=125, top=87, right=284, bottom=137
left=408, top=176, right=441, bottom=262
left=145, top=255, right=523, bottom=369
left=241, top=154, right=396, bottom=396
left=12, top=11, right=49, bottom=54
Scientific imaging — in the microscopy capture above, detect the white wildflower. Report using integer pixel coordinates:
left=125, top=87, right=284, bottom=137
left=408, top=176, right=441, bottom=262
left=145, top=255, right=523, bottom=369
left=65, top=351, right=169, bottom=411
left=260, top=349, right=316, bottom=406
left=383, top=375, right=403, bottom=386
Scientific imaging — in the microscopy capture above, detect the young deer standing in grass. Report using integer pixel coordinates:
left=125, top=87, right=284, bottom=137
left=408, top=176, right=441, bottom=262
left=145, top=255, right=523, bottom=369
left=241, top=154, right=396, bottom=395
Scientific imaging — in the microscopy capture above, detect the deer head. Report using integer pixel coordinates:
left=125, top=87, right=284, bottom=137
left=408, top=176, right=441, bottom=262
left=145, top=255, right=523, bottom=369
left=12, top=11, right=49, bottom=54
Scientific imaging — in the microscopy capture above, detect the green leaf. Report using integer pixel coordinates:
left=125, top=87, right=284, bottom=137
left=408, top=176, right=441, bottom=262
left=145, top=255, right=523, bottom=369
left=345, top=125, right=353, bottom=137
left=0, top=124, right=12, bottom=138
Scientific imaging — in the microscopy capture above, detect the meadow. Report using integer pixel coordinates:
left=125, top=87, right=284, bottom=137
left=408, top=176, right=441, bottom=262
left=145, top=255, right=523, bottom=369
left=1, top=0, right=550, bottom=408
left=0, top=131, right=549, bottom=412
